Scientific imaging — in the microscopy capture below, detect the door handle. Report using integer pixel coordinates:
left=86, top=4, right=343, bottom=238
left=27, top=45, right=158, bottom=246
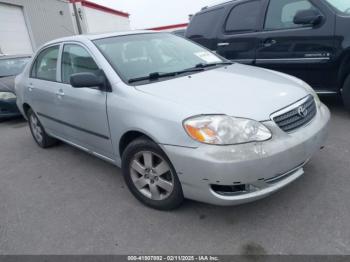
left=262, top=39, right=277, bottom=47
left=28, top=84, right=35, bottom=91
left=56, top=89, right=65, bottom=98
left=218, top=42, right=230, bottom=47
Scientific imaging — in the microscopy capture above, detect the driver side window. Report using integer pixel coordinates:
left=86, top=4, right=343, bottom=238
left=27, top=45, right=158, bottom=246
left=265, top=0, right=317, bottom=30
left=61, top=44, right=100, bottom=84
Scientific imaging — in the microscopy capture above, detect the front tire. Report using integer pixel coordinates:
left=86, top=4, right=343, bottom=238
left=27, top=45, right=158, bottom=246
left=342, top=75, right=350, bottom=111
left=27, top=109, right=58, bottom=148
left=122, top=137, right=184, bottom=210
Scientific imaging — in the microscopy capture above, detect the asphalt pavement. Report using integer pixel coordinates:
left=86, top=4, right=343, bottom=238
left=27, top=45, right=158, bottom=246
left=0, top=97, right=349, bottom=255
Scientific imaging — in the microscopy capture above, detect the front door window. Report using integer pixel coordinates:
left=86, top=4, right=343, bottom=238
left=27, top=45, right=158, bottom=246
left=61, top=44, right=100, bottom=84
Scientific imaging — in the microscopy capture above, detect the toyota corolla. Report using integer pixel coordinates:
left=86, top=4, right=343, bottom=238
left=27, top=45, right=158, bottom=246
left=15, top=32, right=330, bottom=210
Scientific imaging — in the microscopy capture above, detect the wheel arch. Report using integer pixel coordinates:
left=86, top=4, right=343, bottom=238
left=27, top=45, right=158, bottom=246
left=338, top=49, right=350, bottom=90
left=119, top=130, right=158, bottom=158
left=22, top=103, right=32, bottom=119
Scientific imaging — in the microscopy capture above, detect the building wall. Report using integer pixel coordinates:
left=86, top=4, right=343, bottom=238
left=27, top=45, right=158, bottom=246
left=72, top=1, right=131, bottom=34
left=83, top=7, right=131, bottom=34
left=0, top=3, right=34, bottom=54
left=0, top=0, right=77, bottom=51
left=0, top=0, right=131, bottom=54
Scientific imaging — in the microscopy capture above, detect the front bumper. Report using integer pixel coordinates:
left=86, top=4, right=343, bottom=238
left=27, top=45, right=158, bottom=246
left=162, top=103, right=331, bottom=206
left=0, top=99, right=21, bottom=119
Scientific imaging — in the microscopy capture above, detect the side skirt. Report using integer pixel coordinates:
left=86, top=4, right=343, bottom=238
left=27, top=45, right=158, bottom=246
left=48, top=132, right=119, bottom=167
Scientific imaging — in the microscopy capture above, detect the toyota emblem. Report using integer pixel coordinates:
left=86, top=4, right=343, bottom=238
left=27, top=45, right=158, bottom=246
left=298, top=105, right=308, bottom=118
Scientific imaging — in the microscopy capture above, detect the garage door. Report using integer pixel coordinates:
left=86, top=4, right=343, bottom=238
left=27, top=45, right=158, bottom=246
left=0, top=3, right=33, bottom=55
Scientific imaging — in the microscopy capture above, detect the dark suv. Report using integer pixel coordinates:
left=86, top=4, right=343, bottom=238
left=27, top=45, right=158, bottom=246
left=186, top=0, right=350, bottom=109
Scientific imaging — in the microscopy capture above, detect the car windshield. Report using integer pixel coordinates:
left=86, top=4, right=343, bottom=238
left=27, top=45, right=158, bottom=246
left=94, top=33, right=225, bottom=84
left=324, top=0, right=350, bottom=14
left=0, top=57, right=30, bottom=77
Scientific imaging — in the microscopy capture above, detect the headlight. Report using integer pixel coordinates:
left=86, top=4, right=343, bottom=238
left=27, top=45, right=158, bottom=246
left=183, top=115, right=272, bottom=145
left=0, top=92, right=16, bottom=100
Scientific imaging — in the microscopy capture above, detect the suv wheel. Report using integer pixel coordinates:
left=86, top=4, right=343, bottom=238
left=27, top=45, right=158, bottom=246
left=28, top=109, right=58, bottom=148
left=122, top=138, right=184, bottom=210
left=342, top=75, right=350, bottom=111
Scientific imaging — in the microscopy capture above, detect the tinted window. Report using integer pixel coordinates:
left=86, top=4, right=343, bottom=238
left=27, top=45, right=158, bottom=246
left=186, top=8, right=225, bottom=38
left=61, top=44, right=99, bottom=84
left=31, top=46, right=59, bottom=81
left=265, top=0, right=317, bottom=30
left=225, top=1, right=261, bottom=32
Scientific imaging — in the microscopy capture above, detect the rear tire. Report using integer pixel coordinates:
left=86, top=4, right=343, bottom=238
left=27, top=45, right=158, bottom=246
left=27, top=109, right=58, bottom=148
left=122, top=137, right=184, bottom=210
left=342, top=75, right=350, bottom=111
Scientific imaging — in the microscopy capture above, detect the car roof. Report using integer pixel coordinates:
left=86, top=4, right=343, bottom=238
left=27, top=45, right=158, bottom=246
left=43, top=30, right=160, bottom=46
left=199, top=0, right=240, bottom=12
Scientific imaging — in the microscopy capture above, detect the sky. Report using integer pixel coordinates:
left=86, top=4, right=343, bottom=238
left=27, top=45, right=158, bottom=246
left=91, top=0, right=221, bottom=29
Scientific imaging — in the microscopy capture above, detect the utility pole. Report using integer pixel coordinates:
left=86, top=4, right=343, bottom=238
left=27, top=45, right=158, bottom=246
left=72, top=0, right=82, bottom=34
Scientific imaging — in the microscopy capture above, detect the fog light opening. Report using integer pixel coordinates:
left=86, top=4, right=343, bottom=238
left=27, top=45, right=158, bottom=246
left=211, top=184, right=248, bottom=196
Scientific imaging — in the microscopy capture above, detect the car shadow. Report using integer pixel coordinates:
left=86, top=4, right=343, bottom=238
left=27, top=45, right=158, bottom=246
left=0, top=116, right=26, bottom=127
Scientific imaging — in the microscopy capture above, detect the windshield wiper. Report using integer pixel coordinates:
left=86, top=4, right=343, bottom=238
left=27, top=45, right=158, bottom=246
left=128, top=67, right=204, bottom=84
left=195, top=61, right=233, bottom=68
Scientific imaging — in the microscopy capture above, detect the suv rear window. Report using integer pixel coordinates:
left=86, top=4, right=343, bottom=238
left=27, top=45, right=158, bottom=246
left=186, top=8, right=224, bottom=38
left=225, top=1, right=261, bottom=33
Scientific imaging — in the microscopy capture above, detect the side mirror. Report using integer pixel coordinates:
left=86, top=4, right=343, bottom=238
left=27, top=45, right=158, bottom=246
left=70, top=71, right=107, bottom=90
left=294, top=9, right=323, bottom=26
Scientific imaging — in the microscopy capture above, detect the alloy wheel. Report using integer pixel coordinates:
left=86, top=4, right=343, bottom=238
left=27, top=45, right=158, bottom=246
left=30, top=114, right=43, bottom=143
left=130, top=151, right=174, bottom=201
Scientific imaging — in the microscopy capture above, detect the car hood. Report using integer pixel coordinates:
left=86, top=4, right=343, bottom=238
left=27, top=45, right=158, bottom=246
left=135, top=63, right=310, bottom=121
left=0, top=76, right=15, bottom=93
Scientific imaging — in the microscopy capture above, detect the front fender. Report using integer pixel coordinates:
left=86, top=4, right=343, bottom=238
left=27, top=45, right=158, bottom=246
left=106, top=88, right=202, bottom=161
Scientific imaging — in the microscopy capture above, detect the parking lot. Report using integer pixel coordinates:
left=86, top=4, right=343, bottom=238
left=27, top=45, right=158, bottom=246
left=0, top=97, right=349, bottom=255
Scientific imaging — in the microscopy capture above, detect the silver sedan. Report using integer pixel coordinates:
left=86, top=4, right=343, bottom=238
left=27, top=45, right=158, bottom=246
left=15, top=31, right=330, bottom=210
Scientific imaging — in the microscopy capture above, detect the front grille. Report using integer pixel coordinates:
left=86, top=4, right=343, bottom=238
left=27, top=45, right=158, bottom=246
left=272, top=96, right=317, bottom=133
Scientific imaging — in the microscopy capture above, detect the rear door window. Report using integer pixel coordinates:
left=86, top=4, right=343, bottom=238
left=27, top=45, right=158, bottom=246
left=186, top=8, right=225, bottom=38
left=30, top=46, right=59, bottom=81
left=265, top=0, right=317, bottom=30
left=225, top=1, right=261, bottom=33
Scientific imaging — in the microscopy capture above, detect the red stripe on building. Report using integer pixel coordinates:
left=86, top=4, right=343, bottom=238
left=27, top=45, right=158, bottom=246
left=69, top=0, right=130, bottom=18
left=147, top=23, right=188, bottom=31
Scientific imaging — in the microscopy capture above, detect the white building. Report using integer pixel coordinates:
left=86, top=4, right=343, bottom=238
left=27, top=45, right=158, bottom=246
left=0, top=0, right=131, bottom=55
left=72, top=0, right=130, bottom=34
